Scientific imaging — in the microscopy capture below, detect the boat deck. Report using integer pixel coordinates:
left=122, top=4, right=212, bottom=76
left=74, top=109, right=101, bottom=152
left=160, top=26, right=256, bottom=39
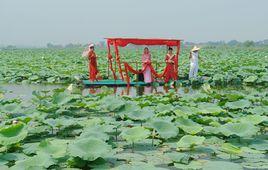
left=82, top=79, right=151, bottom=86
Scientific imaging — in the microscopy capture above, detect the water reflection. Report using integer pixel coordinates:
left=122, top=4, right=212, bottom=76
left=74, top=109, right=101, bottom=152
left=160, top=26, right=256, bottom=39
left=1, top=84, right=63, bottom=101
left=82, top=86, right=195, bottom=97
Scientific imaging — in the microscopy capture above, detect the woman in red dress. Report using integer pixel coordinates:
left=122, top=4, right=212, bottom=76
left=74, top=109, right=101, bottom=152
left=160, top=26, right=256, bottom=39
left=87, top=44, right=98, bottom=81
left=164, top=47, right=176, bottom=83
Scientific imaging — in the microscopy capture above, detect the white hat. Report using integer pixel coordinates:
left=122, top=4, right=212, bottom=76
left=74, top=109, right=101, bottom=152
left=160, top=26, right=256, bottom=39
left=191, top=46, right=200, bottom=52
left=88, top=44, right=94, bottom=48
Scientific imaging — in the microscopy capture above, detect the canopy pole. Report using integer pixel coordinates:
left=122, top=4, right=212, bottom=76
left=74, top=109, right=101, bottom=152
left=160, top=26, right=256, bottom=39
left=114, top=43, right=124, bottom=80
left=107, top=40, right=117, bottom=80
left=175, top=41, right=181, bottom=80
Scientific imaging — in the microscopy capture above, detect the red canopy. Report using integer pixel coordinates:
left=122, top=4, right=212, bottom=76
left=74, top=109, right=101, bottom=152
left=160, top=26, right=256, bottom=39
left=106, top=38, right=181, bottom=47
left=105, top=37, right=181, bottom=82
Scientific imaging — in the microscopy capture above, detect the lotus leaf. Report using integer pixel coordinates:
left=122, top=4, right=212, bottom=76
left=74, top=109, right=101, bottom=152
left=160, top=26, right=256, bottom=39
left=0, top=123, right=28, bottom=146
left=177, top=135, right=205, bottom=149
left=1, top=103, right=21, bottom=113
left=249, top=139, right=268, bottom=151
left=36, top=139, right=68, bottom=158
left=120, top=126, right=150, bottom=143
left=197, top=103, right=225, bottom=115
left=176, top=117, right=203, bottom=135
left=203, top=160, right=243, bottom=170
left=220, top=122, right=259, bottom=137
left=174, top=160, right=204, bottom=170
left=112, top=161, right=167, bottom=170
left=243, top=75, right=258, bottom=83
left=68, top=137, right=112, bottom=161
left=225, top=99, right=251, bottom=110
left=11, top=152, right=55, bottom=170
left=239, top=115, right=267, bottom=125
left=220, top=143, right=242, bottom=155
left=150, top=120, right=178, bottom=139
left=125, top=107, right=154, bottom=121
left=100, top=96, right=125, bottom=111
left=52, top=91, right=72, bottom=105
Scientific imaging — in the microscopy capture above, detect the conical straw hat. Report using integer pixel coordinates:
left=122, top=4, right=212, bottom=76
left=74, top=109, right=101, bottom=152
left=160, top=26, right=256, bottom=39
left=191, top=46, right=200, bottom=52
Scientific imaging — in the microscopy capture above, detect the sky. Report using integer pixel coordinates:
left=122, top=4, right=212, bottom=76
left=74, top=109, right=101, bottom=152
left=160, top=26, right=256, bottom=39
left=0, top=0, right=268, bottom=46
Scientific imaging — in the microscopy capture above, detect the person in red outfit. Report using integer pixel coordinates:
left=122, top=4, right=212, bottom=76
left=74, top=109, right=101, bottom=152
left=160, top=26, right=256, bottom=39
left=87, top=44, right=98, bottom=82
left=164, top=47, right=176, bottom=83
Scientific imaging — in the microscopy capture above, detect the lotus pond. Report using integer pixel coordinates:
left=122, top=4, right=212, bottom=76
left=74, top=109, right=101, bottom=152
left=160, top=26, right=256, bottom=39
left=0, top=46, right=267, bottom=169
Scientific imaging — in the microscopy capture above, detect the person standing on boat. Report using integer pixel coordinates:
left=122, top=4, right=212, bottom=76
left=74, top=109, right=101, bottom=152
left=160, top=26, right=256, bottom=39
left=189, top=46, right=201, bottom=79
left=164, top=47, right=176, bottom=83
left=87, top=44, right=98, bottom=82
left=142, top=47, right=152, bottom=83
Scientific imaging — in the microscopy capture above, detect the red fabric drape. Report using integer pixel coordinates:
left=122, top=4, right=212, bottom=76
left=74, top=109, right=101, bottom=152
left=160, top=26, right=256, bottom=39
left=123, top=62, right=170, bottom=85
left=107, top=38, right=181, bottom=47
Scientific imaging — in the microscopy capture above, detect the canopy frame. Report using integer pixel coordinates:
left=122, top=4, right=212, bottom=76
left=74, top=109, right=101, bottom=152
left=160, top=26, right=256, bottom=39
left=105, top=38, right=181, bottom=83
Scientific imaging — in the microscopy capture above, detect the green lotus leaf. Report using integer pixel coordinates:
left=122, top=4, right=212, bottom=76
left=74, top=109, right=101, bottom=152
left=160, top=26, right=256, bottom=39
left=174, top=160, right=204, bottom=170
left=204, top=136, right=225, bottom=145
left=11, top=152, right=55, bottom=170
left=249, top=139, right=268, bottom=151
left=183, top=93, right=210, bottom=102
left=225, top=99, right=251, bottom=110
left=203, top=160, right=243, bottom=170
left=78, top=125, right=109, bottom=141
left=174, top=106, right=199, bottom=116
left=36, top=139, right=68, bottom=158
left=68, top=137, right=111, bottom=161
left=243, top=75, right=258, bottom=83
left=165, top=152, right=191, bottom=164
left=177, top=135, right=205, bottom=149
left=52, top=91, right=72, bottom=105
left=242, top=160, right=268, bottom=170
left=155, top=103, right=174, bottom=115
left=247, top=106, right=268, bottom=115
left=125, top=107, right=154, bottom=121
left=0, top=92, right=3, bottom=99
left=0, top=123, right=28, bottom=146
left=150, top=120, right=178, bottom=139
left=112, top=161, right=167, bottom=170
left=220, top=143, right=242, bottom=155
left=224, top=92, right=244, bottom=102
left=100, top=96, right=125, bottom=111
left=1, top=103, right=21, bottom=113
left=239, top=115, right=267, bottom=125
left=220, top=122, right=259, bottom=137
left=176, top=117, right=203, bottom=135
left=197, top=103, right=225, bottom=115
left=0, top=165, right=8, bottom=170
left=203, top=126, right=221, bottom=135
left=120, top=126, right=150, bottom=143
left=22, top=143, right=39, bottom=155
left=118, top=101, right=140, bottom=118
left=0, top=153, right=28, bottom=165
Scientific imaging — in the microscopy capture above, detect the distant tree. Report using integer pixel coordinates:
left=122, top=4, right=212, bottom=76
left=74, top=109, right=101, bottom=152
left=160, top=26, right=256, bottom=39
left=243, top=40, right=255, bottom=47
left=5, top=45, right=17, bottom=49
left=228, top=40, right=240, bottom=46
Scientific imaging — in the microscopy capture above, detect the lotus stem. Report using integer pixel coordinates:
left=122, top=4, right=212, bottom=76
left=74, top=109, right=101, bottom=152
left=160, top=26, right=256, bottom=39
left=115, top=127, right=118, bottom=142
left=132, top=142, right=134, bottom=153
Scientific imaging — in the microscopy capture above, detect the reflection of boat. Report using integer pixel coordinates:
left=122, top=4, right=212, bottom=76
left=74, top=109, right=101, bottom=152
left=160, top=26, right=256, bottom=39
left=85, top=85, right=184, bottom=97
left=83, top=37, right=182, bottom=87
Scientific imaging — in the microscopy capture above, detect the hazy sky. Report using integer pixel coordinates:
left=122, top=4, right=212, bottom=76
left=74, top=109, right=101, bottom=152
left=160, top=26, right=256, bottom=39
left=1, top=0, right=268, bottom=46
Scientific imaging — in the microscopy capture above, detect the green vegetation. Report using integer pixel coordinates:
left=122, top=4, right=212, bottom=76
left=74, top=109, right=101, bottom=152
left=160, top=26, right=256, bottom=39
left=0, top=46, right=267, bottom=169
left=0, top=46, right=267, bottom=86
left=0, top=83, right=267, bottom=169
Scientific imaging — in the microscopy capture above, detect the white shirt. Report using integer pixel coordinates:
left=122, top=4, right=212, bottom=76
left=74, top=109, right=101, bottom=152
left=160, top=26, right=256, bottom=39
left=190, top=51, right=199, bottom=66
